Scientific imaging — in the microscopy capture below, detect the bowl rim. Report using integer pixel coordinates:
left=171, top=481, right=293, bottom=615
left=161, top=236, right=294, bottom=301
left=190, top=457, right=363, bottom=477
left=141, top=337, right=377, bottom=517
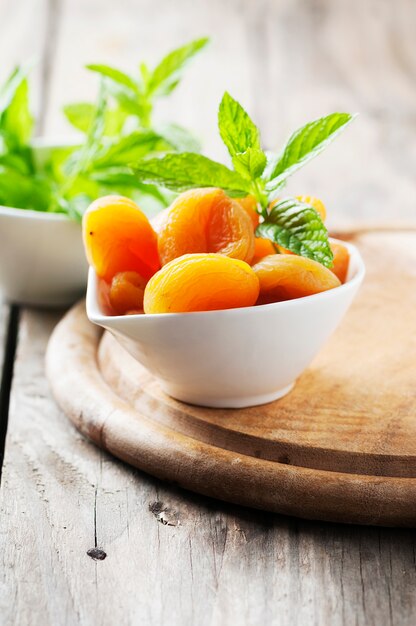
left=0, top=135, right=80, bottom=222
left=0, top=205, right=72, bottom=221
left=87, top=239, right=366, bottom=323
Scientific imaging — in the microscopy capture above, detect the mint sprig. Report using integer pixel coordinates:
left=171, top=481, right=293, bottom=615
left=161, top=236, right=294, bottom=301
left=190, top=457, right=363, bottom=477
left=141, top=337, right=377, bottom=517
left=232, top=147, right=267, bottom=181
left=132, top=92, right=269, bottom=207
left=218, top=91, right=261, bottom=156
left=132, top=92, right=354, bottom=266
left=264, top=112, right=355, bottom=193
left=133, top=152, right=250, bottom=196
left=0, top=39, right=209, bottom=219
left=256, top=198, right=333, bottom=267
left=84, top=37, right=209, bottom=129
left=145, top=37, right=209, bottom=97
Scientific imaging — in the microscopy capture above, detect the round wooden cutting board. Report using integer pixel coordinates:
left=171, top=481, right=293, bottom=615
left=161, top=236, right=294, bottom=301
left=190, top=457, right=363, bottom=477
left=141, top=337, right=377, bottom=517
left=46, top=228, right=416, bottom=527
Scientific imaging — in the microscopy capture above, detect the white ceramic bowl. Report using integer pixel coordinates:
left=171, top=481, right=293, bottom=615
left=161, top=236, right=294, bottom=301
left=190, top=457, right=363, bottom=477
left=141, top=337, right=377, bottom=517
left=0, top=138, right=87, bottom=307
left=86, top=241, right=365, bottom=409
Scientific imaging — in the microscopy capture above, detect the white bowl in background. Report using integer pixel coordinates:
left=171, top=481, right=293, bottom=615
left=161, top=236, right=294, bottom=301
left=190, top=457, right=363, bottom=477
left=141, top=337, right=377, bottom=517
left=86, top=241, right=365, bottom=408
left=0, top=138, right=87, bottom=307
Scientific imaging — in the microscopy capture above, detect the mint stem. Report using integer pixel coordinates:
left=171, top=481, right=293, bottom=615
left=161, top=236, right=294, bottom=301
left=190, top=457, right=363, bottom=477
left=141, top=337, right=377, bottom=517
left=251, top=179, right=268, bottom=217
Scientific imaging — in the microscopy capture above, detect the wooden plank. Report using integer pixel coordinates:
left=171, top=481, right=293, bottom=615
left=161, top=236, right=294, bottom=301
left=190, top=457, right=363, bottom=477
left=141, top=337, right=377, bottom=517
left=96, top=228, right=416, bottom=483
left=0, top=0, right=416, bottom=624
left=1, top=310, right=416, bottom=626
left=0, top=302, right=11, bottom=378
left=0, top=301, right=12, bottom=472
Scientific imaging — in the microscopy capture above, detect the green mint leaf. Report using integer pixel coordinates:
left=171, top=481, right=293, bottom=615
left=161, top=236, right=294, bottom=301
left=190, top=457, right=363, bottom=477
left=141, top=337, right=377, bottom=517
left=132, top=152, right=250, bottom=196
left=0, top=166, right=52, bottom=211
left=91, top=169, right=164, bottom=195
left=64, top=102, right=130, bottom=137
left=63, top=83, right=107, bottom=178
left=0, top=130, right=15, bottom=154
left=103, top=106, right=129, bottom=136
left=61, top=173, right=99, bottom=201
left=63, top=103, right=96, bottom=133
left=1, top=77, right=33, bottom=145
left=86, top=64, right=140, bottom=93
left=0, top=64, right=31, bottom=117
left=147, top=37, right=209, bottom=96
left=44, top=146, right=79, bottom=183
left=106, top=81, right=151, bottom=123
left=0, top=151, right=33, bottom=175
left=156, top=122, right=201, bottom=152
left=218, top=92, right=261, bottom=157
left=92, top=130, right=166, bottom=168
left=256, top=197, right=333, bottom=267
left=90, top=169, right=173, bottom=216
left=0, top=65, right=33, bottom=146
left=265, top=113, right=355, bottom=191
left=0, top=130, right=34, bottom=174
left=232, top=147, right=266, bottom=179
left=59, top=193, right=93, bottom=222
left=139, top=62, right=151, bottom=88
left=81, top=85, right=107, bottom=160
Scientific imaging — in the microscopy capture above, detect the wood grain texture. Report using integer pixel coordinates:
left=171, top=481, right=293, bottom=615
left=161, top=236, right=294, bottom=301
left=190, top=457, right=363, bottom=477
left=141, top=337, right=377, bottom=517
left=0, top=301, right=10, bottom=386
left=1, top=0, right=416, bottom=624
left=0, top=310, right=415, bottom=626
left=0, top=301, right=12, bottom=470
left=45, top=230, right=416, bottom=527
left=98, top=232, right=416, bottom=479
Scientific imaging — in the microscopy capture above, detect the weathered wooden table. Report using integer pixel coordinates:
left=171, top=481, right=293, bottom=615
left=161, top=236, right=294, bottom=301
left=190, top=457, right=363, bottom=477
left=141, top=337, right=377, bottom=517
left=1, top=1, right=416, bottom=624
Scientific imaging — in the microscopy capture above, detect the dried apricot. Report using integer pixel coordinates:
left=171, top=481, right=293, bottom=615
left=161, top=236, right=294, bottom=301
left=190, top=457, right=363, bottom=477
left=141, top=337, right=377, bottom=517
left=275, top=245, right=295, bottom=255
left=144, top=253, right=259, bottom=314
left=153, top=188, right=255, bottom=265
left=98, top=278, right=112, bottom=315
left=237, top=195, right=260, bottom=229
left=252, top=254, right=341, bottom=304
left=109, top=271, right=147, bottom=315
left=330, top=241, right=350, bottom=283
left=252, top=238, right=277, bottom=264
left=83, top=195, right=160, bottom=283
left=296, top=196, right=327, bottom=221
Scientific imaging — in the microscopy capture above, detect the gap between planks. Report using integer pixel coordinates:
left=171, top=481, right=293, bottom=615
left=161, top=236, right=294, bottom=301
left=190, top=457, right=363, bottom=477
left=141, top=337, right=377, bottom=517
left=0, top=306, right=19, bottom=481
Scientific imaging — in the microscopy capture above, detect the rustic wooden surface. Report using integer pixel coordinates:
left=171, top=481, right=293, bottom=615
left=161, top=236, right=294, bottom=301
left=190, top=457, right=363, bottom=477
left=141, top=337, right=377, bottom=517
left=101, top=231, right=416, bottom=480
left=45, top=231, right=416, bottom=526
left=0, top=303, right=12, bottom=474
left=1, top=0, right=416, bottom=624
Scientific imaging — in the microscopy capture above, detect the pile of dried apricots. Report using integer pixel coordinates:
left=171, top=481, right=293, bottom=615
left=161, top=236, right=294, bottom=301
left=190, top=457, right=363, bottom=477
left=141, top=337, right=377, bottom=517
left=82, top=189, right=350, bottom=315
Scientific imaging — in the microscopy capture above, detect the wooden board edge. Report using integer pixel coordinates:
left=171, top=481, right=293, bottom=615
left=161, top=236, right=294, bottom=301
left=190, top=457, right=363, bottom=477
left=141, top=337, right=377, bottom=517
left=45, top=302, right=416, bottom=527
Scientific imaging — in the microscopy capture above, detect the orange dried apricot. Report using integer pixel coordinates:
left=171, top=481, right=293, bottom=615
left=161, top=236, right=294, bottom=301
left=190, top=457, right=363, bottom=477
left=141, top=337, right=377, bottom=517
left=330, top=241, right=350, bottom=283
left=144, top=253, right=259, bottom=314
left=83, top=195, right=160, bottom=283
left=153, top=188, right=255, bottom=265
left=252, top=237, right=277, bottom=264
left=252, top=254, right=341, bottom=304
left=296, top=196, right=327, bottom=221
left=275, top=245, right=295, bottom=255
left=98, top=277, right=112, bottom=315
left=237, top=195, right=260, bottom=229
left=109, top=271, right=147, bottom=315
